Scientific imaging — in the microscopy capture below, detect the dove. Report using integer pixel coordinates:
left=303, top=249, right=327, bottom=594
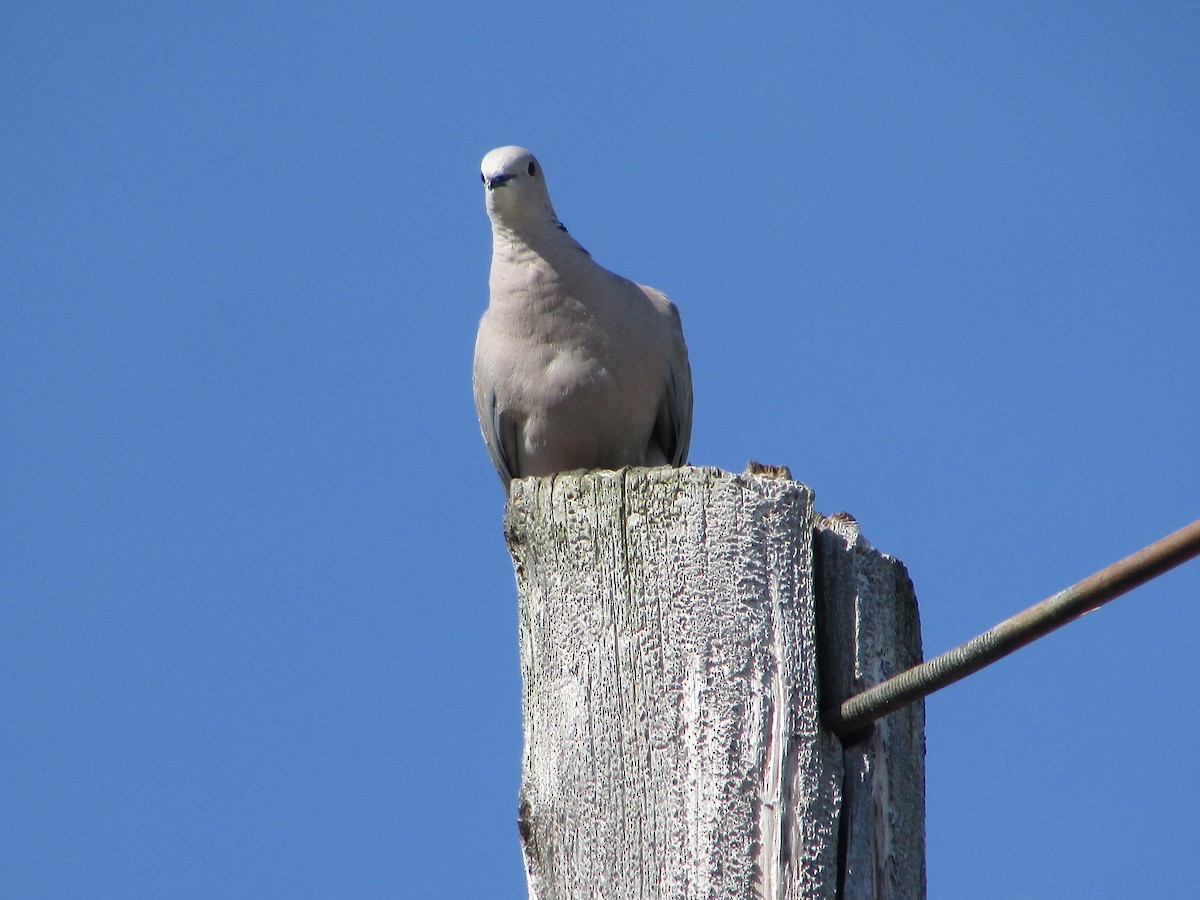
left=473, top=146, right=693, bottom=491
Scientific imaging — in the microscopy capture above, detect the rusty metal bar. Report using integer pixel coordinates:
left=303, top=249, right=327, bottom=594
left=823, top=517, right=1200, bottom=737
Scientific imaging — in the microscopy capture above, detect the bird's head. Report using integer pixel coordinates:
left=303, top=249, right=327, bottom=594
left=480, top=146, right=556, bottom=226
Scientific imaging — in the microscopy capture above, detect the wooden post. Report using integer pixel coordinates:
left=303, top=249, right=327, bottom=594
left=504, top=466, right=925, bottom=899
left=814, top=513, right=926, bottom=899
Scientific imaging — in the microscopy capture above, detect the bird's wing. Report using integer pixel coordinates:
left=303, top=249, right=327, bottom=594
left=642, top=286, right=693, bottom=467
left=472, top=348, right=518, bottom=489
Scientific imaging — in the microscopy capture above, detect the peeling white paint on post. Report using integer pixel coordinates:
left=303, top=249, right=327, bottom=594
left=504, top=466, right=925, bottom=899
left=505, top=467, right=838, bottom=898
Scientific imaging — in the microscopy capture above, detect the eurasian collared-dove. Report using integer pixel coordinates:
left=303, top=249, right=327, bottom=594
left=473, top=146, right=693, bottom=490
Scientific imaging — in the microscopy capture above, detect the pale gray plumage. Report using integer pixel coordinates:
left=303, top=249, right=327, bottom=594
left=473, top=146, right=692, bottom=490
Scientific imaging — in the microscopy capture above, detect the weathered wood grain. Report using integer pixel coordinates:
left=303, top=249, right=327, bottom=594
left=814, top=514, right=926, bottom=900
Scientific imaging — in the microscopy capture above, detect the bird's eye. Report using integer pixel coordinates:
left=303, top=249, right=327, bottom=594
left=480, top=172, right=486, bottom=184
left=527, top=161, right=537, bottom=177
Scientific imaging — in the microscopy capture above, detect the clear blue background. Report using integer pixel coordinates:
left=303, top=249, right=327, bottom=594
left=4, top=3, right=1198, bottom=897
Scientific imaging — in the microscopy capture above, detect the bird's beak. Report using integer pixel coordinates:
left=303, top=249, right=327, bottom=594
left=485, top=173, right=515, bottom=191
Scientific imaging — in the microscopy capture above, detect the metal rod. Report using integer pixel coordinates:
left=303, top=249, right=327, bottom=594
left=823, top=517, right=1200, bottom=737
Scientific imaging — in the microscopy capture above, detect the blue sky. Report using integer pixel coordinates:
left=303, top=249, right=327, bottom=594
left=3, top=3, right=1198, bottom=897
